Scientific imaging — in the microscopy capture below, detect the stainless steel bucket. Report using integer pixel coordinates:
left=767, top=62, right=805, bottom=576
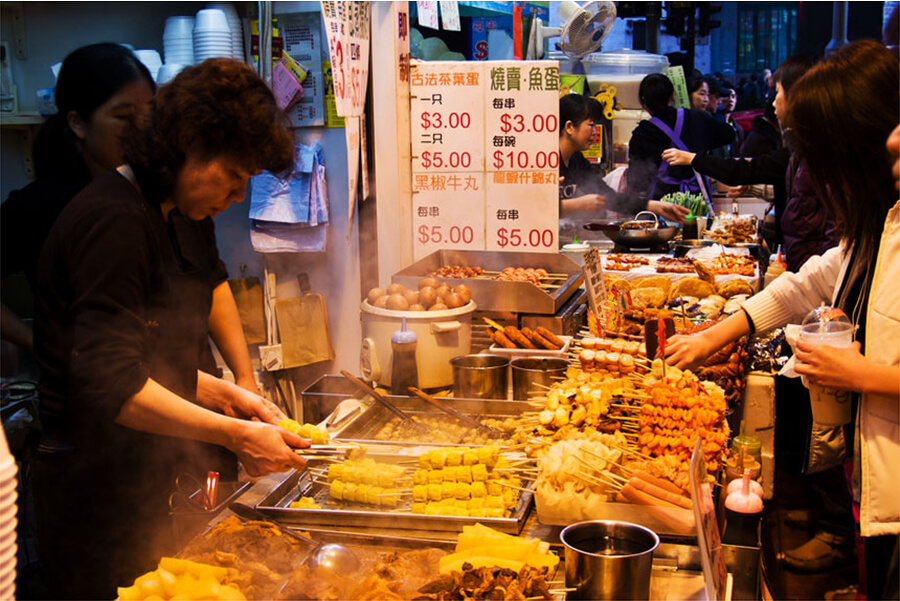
left=561, top=520, right=660, bottom=600
left=510, top=357, right=568, bottom=400
left=450, top=355, right=509, bottom=399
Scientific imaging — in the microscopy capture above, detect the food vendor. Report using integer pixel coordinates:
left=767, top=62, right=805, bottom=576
left=31, top=59, right=308, bottom=599
left=558, top=93, right=688, bottom=241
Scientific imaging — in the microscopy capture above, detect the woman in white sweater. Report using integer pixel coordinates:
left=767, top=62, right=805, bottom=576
left=665, top=40, right=899, bottom=598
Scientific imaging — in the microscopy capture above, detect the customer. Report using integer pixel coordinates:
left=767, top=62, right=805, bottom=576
left=625, top=73, right=734, bottom=203
left=661, top=53, right=830, bottom=271
left=665, top=40, right=899, bottom=600
left=687, top=75, right=710, bottom=111
left=740, top=93, right=781, bottom=159
left=0, top=43, right=259, bottom=395
left=31, top=59, right=305, bottom=600
left=558, top=93, right=688, bottom=228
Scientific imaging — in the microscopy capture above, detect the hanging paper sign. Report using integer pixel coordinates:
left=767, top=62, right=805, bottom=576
left=439, top=1, right=461, bottom=31
left=582, top=248, right=606, bottom=318
left=668, top=65, right=690, bottom=109
left=416, top=1, right=439, bottom=30
left=279, top=14, right=326, bottom=127
left=413, top=173, right=486, bottom=258
left=320, top=1, right=371, bottom=117
left=345, top=116, right=361, bottom=241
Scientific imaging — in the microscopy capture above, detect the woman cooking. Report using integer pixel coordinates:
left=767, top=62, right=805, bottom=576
left=32, top=59, right=306, bottom=599
left=558, top=93, right=688, bottom=233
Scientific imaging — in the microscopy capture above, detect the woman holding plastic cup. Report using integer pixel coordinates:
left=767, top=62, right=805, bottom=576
left=664, top=40, right=898, bottom=598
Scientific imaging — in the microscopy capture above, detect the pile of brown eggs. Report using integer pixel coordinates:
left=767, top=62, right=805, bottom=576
left=366, top=278, right=472, bottom=312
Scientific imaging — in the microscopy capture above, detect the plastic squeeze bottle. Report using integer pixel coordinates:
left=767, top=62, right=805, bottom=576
left=390, top=317, right=419, bottom=395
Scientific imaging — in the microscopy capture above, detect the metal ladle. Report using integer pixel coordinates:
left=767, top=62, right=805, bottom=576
left=228, top=502, right=361, bottom=573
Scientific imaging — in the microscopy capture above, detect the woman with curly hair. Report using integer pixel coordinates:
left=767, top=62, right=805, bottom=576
left=31, top=59, right=305, bottom=599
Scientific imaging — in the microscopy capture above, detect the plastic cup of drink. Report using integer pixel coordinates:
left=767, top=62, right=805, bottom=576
left=799, top=322, right=854, bottom=426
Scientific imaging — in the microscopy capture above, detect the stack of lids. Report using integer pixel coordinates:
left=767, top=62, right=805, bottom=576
left=0, top=427, right=18, bottom=600
left=207, top=2, right=245, bottom=61
left=193, top=8, right=234, bottom=62
left=162, top=16, right=195, bottom=66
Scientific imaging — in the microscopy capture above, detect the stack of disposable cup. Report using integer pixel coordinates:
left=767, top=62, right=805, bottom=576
left=207, top=2, right=244, bottom=60
left=163, top=16, right=195, bottom=65
left=193, top=9, right=233, bottom=61
left=0, top=427, right=18, bottom=600
left=799, top=305, right=855, bottom=426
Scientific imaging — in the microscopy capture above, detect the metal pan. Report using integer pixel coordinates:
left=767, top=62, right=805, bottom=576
left=584, top=212, right=680, bottom=249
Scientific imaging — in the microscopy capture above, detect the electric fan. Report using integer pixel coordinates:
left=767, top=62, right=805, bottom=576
left=526, top=1, right=617, bottom=60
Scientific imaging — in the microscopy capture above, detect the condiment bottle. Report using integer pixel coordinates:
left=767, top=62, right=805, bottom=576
left=765, top=245, right=786, bottom=288
left=731, top=421, right=762, bottom=474
left=722, top=468, right=764, bottom=547
left=682, top=211, right=699, bottom=240
left=390, top=318, right=419, bottom=396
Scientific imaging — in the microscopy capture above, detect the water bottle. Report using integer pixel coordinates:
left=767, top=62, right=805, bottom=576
left=390, top=318, right=419, bottom=395
left=682, top=211, right=699, bottom=240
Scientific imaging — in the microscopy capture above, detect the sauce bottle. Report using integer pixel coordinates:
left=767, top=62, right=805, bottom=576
left=682, top=211, right=699, bottom=240
left=390, top=318, right=419, bottom=396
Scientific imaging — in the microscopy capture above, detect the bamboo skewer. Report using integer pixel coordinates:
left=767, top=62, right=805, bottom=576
left=494, top=481, right=532, bottom=494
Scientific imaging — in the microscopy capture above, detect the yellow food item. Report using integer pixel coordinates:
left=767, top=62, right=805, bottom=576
left=277, top=418, right=329, bottom=444
left=289, top=496, right=321, bottom=509
left=448, top=524, right=558, bottom=574
left=118, top=558, right=245, bottom=601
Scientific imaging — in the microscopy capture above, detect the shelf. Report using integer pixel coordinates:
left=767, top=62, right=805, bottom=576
left=0, top=113, right=43, bottom=126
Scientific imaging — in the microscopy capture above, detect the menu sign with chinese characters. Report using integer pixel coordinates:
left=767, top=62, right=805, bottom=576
left=410, top=60, right=560, bottom=259
left=484, top=62, right=559, bottom=251
left=320, top=1, right=371, bottom=117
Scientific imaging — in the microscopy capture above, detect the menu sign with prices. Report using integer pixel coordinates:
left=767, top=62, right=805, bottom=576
left=410, top=60, right=560, bottom=259
left=279, top=14, right=325, bottom=127
left=484, top=61, right=559, bottom=251
left=320, top=1, right=371, bottom=117
left=582, top=248, right=606, bottom=318
left=689, top=438, right=729, bottom=601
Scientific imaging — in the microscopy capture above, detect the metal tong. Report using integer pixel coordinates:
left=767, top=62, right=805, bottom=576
left=339, top=370, right=431, bottom=435
left=407, top=387, right=506, bottom=439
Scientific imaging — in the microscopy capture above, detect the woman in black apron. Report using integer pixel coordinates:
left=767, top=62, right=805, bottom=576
left=32, top=59, right=302, bottom=600
left=626, top=73, right=735, bottom=208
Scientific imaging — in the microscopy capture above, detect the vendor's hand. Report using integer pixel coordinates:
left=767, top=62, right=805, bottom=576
left=225, top=385, right=287, bottom=425
left=646, top=200, right=690, bottom=224
left=664, top=333, right=718, bottom=371
left=661, top=148, right=696, bottom=166
left=794, top=340, right=868, bottom=392
left=230, top=420, right=310, bottom=477
left=725, top=185, right=747, bottom=198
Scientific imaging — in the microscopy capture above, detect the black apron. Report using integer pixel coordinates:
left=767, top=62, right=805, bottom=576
left=33, top=181, right=226, bottom=599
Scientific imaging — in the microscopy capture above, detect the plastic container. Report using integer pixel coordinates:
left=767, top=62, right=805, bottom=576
left=799, top=305, right=855, bottom=425
left=554, top=50, right=669, bottom=109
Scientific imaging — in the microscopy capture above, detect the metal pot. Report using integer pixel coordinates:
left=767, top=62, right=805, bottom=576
left=561, top=520, right=660, bottom=600
left=584, top=211, right=680, bottom=249
left=450, top=355, right=509, bottom=399
left=359, top=301, right=475, bottom=388
left=510, top=357, right=568, bottom=400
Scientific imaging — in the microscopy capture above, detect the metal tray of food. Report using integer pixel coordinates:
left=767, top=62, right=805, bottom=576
left=333, top=395, right=531, bottom=447
left=254, top=458, right=535, bottom=535
left=392, top=249, right=584, bottom=314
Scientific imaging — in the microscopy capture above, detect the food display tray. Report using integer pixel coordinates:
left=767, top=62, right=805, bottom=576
left=392, top=249, right=584, bottom=314
left=333, top=395, right=531, bottom=447
left=254, top=459, right=534, bottom=535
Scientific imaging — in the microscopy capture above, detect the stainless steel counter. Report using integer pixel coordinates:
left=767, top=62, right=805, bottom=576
left=215, top=472, right=759, bottom=600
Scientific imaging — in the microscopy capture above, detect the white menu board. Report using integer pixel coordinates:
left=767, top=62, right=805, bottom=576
left=410, top=60, right=560, bottom=259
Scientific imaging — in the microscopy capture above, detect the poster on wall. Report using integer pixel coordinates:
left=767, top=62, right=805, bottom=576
left=279, top=13, right=326, bottom=127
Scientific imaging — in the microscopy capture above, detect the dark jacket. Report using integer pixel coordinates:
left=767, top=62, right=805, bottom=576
left=626, top=107, right=735, bottom=201
left=782, top=158, right=839, bottom=272
left=692, top=148, right=789, bottom=244
left=740, top=115, right=782, bottom=159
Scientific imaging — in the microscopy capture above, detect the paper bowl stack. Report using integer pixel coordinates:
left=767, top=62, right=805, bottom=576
left=0, top=428, right=18, bottom=600
left=163, top=16, right=195, bottom=65
left=207, top=2, right=244, bottom=60
left=193, top=8, right=234, bottom=61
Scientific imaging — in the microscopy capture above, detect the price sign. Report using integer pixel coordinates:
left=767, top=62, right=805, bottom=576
left=484, top=61, right=560, bottom=172
left=413, top=173, right=485, bottom=259
left=582, top=248, right=606, bottom=318
left=320, top=1, right=371, bottom=117
left=485, top=171, right=557, bottom=252
left=410, top=61, right=485, bottom=172
left=690, top=438, right=729, bottom=601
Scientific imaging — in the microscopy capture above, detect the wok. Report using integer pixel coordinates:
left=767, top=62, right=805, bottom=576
left=584, top=211, right=680, bottom=249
